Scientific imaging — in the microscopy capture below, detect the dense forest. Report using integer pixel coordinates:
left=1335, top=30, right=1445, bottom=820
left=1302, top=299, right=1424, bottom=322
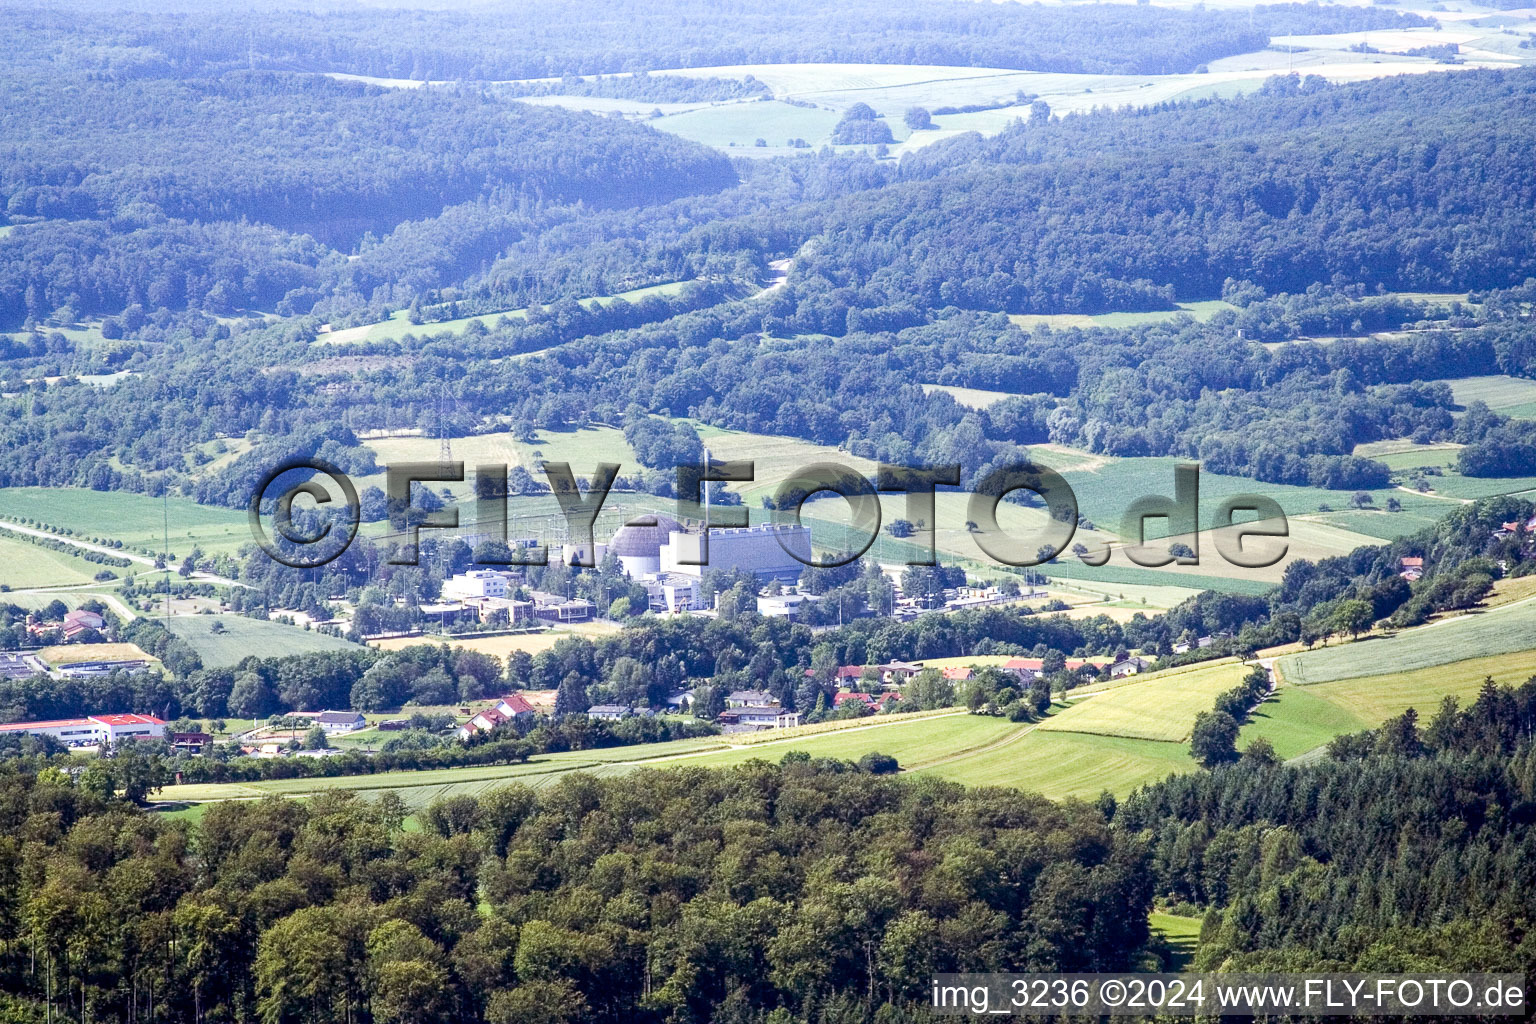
left=6, top=65, right=1536, bottom=496
left=0, top=757, right=1150, bottom=1024
left=1122, top=677, right=1536, bottom=978
left=3, top=676, right=1535, bottom=1023
left=12, top=0, right=1427, bottom=82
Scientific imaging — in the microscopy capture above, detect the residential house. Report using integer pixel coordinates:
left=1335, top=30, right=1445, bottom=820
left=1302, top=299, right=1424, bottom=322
left=1399, top=556, right=1425, bottom=581
left=726, top=689, right=776, bottom=708
left=586, top=704, right=632, bottom=721
left=1109, top=656, right=1151, bottom=678
left=456, top=693, right=539, bottom=741
left=315, top=710, right=367, bottom=735
left=717, top=704, right=801, bottom=734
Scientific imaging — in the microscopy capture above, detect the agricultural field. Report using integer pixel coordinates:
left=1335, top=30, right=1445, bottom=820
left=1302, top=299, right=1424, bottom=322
left=0, top=529, right=122, bottom=588
left=1277, top=592, right=1536, bottom=687
left=677, top=712, right=1019, bottom=771
left=361, top=425, right=639, bottom=508
left=1245, top=648, right=1536, bottom=759
left=1035, top=659, right=1250, bottom=742
left=920, top=383, right=1013, bottom=409
left=1006, top=301, right=1235, bottom=332
left=165, top=614, right=363, bottom=668
left=1418, top=471, right=1536, bottom=502
left=651, top=100, right=844, bottom=152
left=1278, top=597, right=1536, bottom=686
left=0, top=487, right=249, bottom=556
left=1445, top=375, right=1536, bottom=419
left=920, top=729, right=1195, bottom=799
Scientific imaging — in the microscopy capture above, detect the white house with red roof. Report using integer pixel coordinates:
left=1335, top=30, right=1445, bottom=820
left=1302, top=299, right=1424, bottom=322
left=457, top=693, right=539, bottom=741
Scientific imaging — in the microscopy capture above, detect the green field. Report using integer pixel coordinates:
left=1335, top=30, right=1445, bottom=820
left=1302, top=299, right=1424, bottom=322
left=0, top=529, right=123, bottom=588
left=1239, top=684, right=1370, bottom=759
left=1445, top=375, right=1536, bottom=418
left=166, top=614, right=364, bottom=668
left=1420, top=471, right=1536, bottom=501
left=153, top=709, right=1198, bottom=811
left=921, top=383, right=1013, bottom=409
left=1246, top=648, right=1536, bottom=759
left=1036, top=660, right=1250, bottom=742
left=921, top=729, right=1194, bottom=798
left=1292, top=651, right=1536, bottom=723
left=1150, top=912, right=1202, bottom=972
left=652, top=100, right=843, bottom=152
left=1314, top=506, right=1446, bottom=541
left=0, top=488, right=249, bottom=557
left=1278, top=598, right=1536, bottom=685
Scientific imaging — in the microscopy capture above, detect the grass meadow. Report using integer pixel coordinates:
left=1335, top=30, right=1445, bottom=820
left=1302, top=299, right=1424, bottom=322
left=0, top=529, right=121, bottom=588
left=1278, top=598, right=1536, bottom=685
left=0, top=487, right=249, bottom=556
left=1035, top=659, right=1250, bottom=742
left=1244, top=648, right=1536, bottom=759
left=165, top=615, right=364, bottom=668
left=921, top=729, right=1194, bottom=798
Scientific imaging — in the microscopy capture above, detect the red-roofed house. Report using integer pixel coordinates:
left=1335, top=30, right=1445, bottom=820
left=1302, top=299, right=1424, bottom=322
left=61, top=609, right=105, bottom=641
left=1400, top=556, right=1425, bottom=581
left=457, top=694, right=540, bottom=742
left=833, top=692, right=878, bottom=710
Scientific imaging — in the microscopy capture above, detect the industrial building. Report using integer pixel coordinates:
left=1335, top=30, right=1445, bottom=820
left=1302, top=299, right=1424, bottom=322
left=0, top=713, right=167, bottom=746
left=659, top=523, right=812, bottom=582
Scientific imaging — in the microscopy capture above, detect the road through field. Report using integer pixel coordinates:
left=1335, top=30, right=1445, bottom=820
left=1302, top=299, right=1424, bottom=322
left=0, top=520, right=248, bottom=588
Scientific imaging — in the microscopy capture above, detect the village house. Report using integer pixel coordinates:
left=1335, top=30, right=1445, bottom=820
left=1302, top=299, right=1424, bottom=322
left=316, top=710, right=367, bottom=735
left=456, top=693, right=539, bottom=741
left=726, top=689, right=776, bottom=708
left=718, top=704, right=800, bottom=733
left=1110, top=656, right=1152, bottom=678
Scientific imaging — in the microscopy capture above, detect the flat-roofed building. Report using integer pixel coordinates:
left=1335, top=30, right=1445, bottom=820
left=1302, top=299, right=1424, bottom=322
left=660, top=524, right=812, bottom=582
left=0, top=713, right=167, bottom=745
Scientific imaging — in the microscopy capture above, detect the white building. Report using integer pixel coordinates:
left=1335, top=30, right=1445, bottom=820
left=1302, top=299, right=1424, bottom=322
left=645, top=573, right=699, bottom=613
left=0, top=713, right=167, bottom=745
left=660, top=523, right=813, bottom=582
left=757, top=593, right=813, bottom=619
left=718, top=705, right=800, bottom=734
left=315, top=710, right=367, bottom=734
left=442, top=570, right=514, bottom=601
left=607, top=515, right=685, bottom=577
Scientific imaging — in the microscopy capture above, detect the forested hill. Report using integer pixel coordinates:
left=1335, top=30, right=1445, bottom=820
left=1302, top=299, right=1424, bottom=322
left=0, top=72, right=737, bottom=241
left=799, top=70, right=1536, bottom=312
left=17, top=0, right=1428, bottom=80
left=1120, top=680, right=1536, bottom=977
